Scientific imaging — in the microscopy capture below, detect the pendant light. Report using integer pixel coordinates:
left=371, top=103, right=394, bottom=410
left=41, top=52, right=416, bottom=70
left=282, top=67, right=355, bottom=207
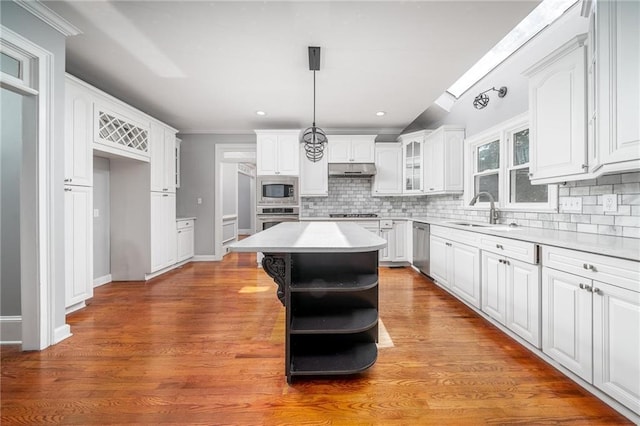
left=301, top=46, right=327, bottom=162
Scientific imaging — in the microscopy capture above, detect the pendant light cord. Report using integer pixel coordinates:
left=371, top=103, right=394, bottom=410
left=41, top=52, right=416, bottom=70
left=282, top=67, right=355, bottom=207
left=313, top=70, right=316, bottom=127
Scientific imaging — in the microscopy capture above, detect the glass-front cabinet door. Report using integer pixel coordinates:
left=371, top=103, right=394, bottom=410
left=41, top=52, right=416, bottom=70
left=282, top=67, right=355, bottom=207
left=403, top=139, right=423, bottom=193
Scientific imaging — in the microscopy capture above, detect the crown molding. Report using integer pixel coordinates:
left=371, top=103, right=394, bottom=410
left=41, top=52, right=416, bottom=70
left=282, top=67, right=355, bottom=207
left=13, top=0, right=82, bottom=36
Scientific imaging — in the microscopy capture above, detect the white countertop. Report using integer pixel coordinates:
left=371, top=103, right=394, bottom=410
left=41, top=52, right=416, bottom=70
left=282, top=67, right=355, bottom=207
left=230, top=221, right=387, bottom=253
left=176, top=217, right=196, bottom=221
left=411, top=217, right=640, bottom=262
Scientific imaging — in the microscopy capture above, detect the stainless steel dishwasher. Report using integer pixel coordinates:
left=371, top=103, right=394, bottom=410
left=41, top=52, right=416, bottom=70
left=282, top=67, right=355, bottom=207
left=412, top=222, right=430, bottom=276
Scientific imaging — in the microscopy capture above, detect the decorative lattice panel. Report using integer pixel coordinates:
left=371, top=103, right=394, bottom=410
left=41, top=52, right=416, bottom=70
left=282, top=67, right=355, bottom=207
left=97, top=111, right=148, bottom=153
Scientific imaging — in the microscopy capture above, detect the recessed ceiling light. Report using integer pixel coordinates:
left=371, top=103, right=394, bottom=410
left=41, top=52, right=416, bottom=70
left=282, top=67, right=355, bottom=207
left=376, top=111, right=386, bottom=116
left=256, top=110, right=266, bottom=116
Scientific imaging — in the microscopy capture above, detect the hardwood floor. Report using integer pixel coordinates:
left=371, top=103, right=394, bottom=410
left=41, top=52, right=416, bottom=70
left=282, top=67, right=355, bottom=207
left=1, top=252, right=631, bottom=425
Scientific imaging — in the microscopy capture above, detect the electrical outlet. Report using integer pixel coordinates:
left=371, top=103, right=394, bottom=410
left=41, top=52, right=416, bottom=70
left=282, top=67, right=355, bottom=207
left=602, top=194, right=618, bottom=213
left=93, top=209, right=99, bottom=218
left=197, top=197, right=203, bottom=205
left=560, top=197, right=583, bottom=213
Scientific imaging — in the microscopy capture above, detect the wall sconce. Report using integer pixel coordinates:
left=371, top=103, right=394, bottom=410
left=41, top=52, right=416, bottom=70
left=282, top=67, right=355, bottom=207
left=473, top=86, right=508, bottom=109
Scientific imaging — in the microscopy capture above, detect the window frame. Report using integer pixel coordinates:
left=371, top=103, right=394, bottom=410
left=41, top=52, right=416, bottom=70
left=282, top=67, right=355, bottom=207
left=464, top=113, right=558, bottom=212
left=0, top=41, right=34, bottom=92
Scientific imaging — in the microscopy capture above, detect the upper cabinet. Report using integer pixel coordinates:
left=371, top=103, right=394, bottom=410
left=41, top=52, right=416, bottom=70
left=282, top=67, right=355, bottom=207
left=424, top=126, right=464, bottom=195
left=524, top=35, right=588, bottom=184
left=398, top=131, right=424, bottom=194
left=299, top=146, right=328, bottom=197
left=150, top=122, right=177, bottom=193
left=594, top=0, right=640, bottom=174
left=93, top=101, right=151, bottom=162
left=64, top=78, right=93, bottom=187
left=256, top=130, right=300, bottom=176
left=524, top=0, right=640, bottom=184
left=372, top=143, right=403, bottom=196
left=328, top=135, right=375, bottom=163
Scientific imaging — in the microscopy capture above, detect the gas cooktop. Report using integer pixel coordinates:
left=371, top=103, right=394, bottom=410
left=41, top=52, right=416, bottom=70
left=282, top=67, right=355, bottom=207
left=329, top=213, right=379, bottom=218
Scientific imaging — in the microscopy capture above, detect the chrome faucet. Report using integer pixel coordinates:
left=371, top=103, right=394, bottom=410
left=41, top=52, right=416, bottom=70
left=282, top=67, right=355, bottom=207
left=469, top=191, right=498, bottom=224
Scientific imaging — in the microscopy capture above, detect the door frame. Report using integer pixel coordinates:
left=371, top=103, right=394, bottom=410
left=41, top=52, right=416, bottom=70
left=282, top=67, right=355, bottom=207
left=1, top=25, right=61, bottom=349
left=213, top=143, right=256, bottom=260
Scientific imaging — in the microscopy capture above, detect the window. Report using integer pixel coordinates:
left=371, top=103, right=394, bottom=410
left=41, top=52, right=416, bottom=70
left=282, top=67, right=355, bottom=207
left=464, top=113, right=557, bottom=211
left=0, top=42, right=32, bottom=90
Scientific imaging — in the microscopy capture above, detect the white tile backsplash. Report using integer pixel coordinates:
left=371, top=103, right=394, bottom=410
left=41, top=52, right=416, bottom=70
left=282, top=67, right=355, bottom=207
left=301, top=172, right=640, bottom=239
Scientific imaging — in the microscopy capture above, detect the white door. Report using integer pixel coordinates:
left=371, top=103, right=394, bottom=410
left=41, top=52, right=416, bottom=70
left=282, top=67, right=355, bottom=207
left=542, top=267, right=593, bottom=382
left=165, top=193, right=177, bottom=266
left=150, top=192, right=167, bottom=272
left=256, top=134, right=278, bottom=175
left=593, top=281, right=640, bottom=415
left=430, top=235, right=449, bottom=288
left=450, top=242, right=481, bottom=308
left=64, top=186, right=93, bottom=307
left=276, top=134, right=299, bottom=175
left=149, top=122, right=166, bottom=192
left=299, top=148, right=328, bottom=196
left=481, top=252, right=507, bottom=325
left=328, top=136, right=352, bottom=163
left=391, top=221, right=407, bottom=262
left=163, top=129, right=176, bottom=192
left=64, top=82, right=93, bottom=187
left=351, top=137, right=375, bottom=162
left=177, top=226, right=194, bottom=262
left=425, top=134, right=444, bottom=193
left=379, top=228, right=392, bottom=262
left=373, top=144, right=402, bottom=195
left=506, top=259, right=541, bottom=347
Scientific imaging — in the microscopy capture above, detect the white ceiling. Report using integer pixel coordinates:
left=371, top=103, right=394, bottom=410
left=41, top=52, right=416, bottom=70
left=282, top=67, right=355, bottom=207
left=46, top=1, right=540, bottom=134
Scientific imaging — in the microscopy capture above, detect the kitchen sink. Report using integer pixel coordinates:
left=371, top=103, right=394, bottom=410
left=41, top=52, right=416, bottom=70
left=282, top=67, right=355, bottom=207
left=447, top=221, right=491, bottom=227
left=445, top=221, right=522, bottom=231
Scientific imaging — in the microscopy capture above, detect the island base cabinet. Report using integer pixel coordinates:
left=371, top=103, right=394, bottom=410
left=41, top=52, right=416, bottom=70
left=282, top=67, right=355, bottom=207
left=593, top=282, right=640, bottom=416
left=285, top=251, right=379, bottom=383
left=542, top=267, right=593, bottom=382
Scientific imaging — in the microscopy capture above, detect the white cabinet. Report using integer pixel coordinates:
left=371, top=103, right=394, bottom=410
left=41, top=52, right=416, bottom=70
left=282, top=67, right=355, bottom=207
left=372, top=143, right=402, bottom=196
left=150, top=192, right=177, bottom=273
left=423, top=126, right=464, bottom=195
left=64, top=78, right=93, bottom=187
left=64, top=185, right=93, bottom=309
left=524, top=35, right=588, bottom=183
left=327, top=135, right=375, bottom=163
left=482, top=251, right=541, bottom=347
left=541, top=245, right=640, bottom=416
left=176, top=219, right=195, bottom=262
left=429, top=228, right=480, bottom=308
left=256, top=130, right=300, bottom=176
left=150, top=123, right=176, bottom=193
left=594, top=0, right=640, bottom=174
left=397, top=131, right=425, bottom=194
left=299, top=146, right=328, bottom=196
left=379, top=220, right=407, bottom=263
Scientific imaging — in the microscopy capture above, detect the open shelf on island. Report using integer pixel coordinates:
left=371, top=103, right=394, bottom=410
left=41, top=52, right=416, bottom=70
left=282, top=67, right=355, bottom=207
left=290, top=308, right=378, bottom=334
left=290, top=342, right=378, bottom=376
left=290, top=273, right=378, bottom=291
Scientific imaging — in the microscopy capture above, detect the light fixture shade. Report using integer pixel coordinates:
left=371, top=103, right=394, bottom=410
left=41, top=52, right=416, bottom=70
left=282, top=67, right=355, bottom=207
left=301, top=125, right=327, bottom=162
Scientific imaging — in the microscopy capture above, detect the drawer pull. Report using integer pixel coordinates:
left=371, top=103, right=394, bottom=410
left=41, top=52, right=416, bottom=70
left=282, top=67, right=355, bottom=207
left=504, top=260, right=510, bottom=266
left=579, top=283, right=593, bottom=292
left=583, top=263, right=594, bottom=270
left=64, top=187, right=72, bottom=192
left=496, top=244, right=504, bottom=249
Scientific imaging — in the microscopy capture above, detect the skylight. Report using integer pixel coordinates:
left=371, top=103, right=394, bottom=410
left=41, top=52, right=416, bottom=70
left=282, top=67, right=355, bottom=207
left=447, top=0, right=577, bottom=99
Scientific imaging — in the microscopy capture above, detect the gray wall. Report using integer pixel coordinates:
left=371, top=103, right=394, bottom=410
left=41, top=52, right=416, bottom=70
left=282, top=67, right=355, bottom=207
left=93, top=157, right=110, bottom=280
left=237, top=173, right=252, bottom=231
left=176, top=133, right=254, bottom=256
left=1, top=2, right=68, bottom=333
left=1, top=89, right=23, bottom=316
left=222, top=163, right=237, bottom=217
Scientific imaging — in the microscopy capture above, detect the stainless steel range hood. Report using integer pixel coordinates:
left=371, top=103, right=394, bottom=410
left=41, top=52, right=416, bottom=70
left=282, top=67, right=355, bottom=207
left=328, top=163, right=377, bottom=177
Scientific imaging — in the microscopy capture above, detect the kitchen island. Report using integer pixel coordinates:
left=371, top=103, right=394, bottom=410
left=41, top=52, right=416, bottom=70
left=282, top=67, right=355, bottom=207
left=231, top=221, right=387, bottom=383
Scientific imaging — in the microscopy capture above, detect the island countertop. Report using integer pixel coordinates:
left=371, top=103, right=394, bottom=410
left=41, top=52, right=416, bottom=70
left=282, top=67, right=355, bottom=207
left=230, top=221, right=387, bottom=253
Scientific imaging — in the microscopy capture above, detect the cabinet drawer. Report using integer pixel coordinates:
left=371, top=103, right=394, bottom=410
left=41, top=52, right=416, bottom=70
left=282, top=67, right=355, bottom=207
left=431, top=225, right=480, bottom=247
left=479, top=234, right=538, bottom=264
left=177, top=220, right=194, bottom=230
left=542, top=245, right=640, bottom=292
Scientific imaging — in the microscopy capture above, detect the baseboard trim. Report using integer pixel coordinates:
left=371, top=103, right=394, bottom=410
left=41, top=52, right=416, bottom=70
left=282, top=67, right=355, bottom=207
left=93, top=274, right=112, bottom=287
left=192, top=255, right=218, bottom=262
left=0, top=316, right=22, bottom=344
left=54, top=324, right=72, bottom=344
left=238, top=229, right=253, bottom=235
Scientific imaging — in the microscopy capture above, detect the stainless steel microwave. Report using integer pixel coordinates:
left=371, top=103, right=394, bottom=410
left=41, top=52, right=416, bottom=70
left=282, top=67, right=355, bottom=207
left=257, top=176, right=298, bottom=206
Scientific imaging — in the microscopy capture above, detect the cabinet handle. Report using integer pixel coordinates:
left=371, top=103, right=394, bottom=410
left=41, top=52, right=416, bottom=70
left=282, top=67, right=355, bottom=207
left=178, top=230, right=182, bottom=234
left=582, top=164, right=588, bottom=170
left=579, top=283, right=593, bottom=292
left=163, top=194, right=168, bottom=197
left=498, top=259, right=503, bottom=264
left=583, top=263, right=594, bottom=271
left=163, top=188, right=168, bottom=191
left=496, top=244, right=504, bottom=249
left=593, top=287, right=601, bottom=295
left=528, top=173, right=533, bottom=178
left=275, top=171, right=281, bottom=175
left=64, top=187, right=72, bottom=192
left=64, top=178, right=71, bottom=182
left=429, top=188, right=435, bottom=191
left=504, top=260, right=510, bottom=266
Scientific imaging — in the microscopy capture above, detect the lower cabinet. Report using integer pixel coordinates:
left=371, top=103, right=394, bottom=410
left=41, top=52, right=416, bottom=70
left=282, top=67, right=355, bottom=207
left=379, top=220, right=407, bottom=263
left=150, top=192, right=177, bottom=272
left=176, top=219, right=195, bottom=262
left=482, top=252, right=541, bottom=347
left=64, top=185, right=93, bottom=309
left=541, top=245, right=640, bottom=416
left=429, top=233, right=480, bottom=308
